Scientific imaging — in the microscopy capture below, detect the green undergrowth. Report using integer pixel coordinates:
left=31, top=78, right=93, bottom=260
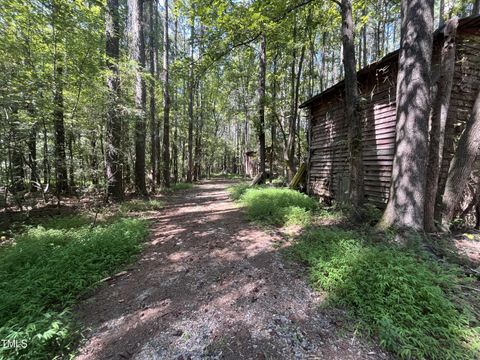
left=0, top=217, right=149, bottom=359
left=210, top=173, right=244, bottom=180
left=119, top=199, right=164, bottom=213
left=229, top=184, right=318, bottom=226
left=289, top=227, right=480, bottom=359
left=161, top=182, right=194, bottom=194
left=227, top=182, right=254, bottom=201
left=30, top=214, right=93, bottom=230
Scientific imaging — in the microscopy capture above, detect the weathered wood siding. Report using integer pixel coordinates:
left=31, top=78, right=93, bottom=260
left=306, top=17, right=480, bottom=205
left=308, top=62, right=397, bottom=205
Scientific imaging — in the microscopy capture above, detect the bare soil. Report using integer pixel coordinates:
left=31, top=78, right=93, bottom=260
left=75, top=180, right=389, bottom=360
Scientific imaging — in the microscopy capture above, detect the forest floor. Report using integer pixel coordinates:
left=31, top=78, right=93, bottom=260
left=74, top=180, right=389, bottom=360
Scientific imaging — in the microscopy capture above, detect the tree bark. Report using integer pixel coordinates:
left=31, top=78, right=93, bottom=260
left=172, top=15, right=179, bottom=183
left=67, top=131, right=75, bottom=188
left=270, top=56, right=278, bottom=180
left=129, top=0, right=147, bottom=195
left=424, top=17, right=458, bottom=231
left=257, top=34, right=267, bottom=178
left=52, top=0, right=68, bottom=195
left=148, top=0, right=158, bottom=190
left=378, top=0, right=434, bottom=231
left=341, top=0, right=364, bottom=208
left=320, top=32, right=327, bottom=91
left=105, top=0, right=123, bottom=200
left=441, top=90, right=480, bottom=227
left=473, top=0, right=480, bottom=15
left=162, top=0, right=171, bottom=188
left=53, top=63, right=68, bottom=195
left=90, top=134, right=98, bottom=186
left=28, top=122, right=38, bottom=191
left=439, top=0, right=445, bottom=27
left=285, top=19, right=298, bottom=181
left=187, top=18, right=194, bottom=183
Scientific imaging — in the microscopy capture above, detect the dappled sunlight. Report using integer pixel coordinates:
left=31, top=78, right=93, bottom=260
left=75, top=180, right=384, bottom=360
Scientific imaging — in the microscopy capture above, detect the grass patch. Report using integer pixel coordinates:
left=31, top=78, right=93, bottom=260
left=227, top=182, right=252, bottom=201
left=29, top=214, right=92, bottom=230
left=232, top=186, right=318, bottom=226
left=289, top=228, right=479, bottom=359
left=0, top=217, right=149, bottom=359
left=119, top=199, right=163, bottom=212
left=161, top=183, right=194, bottom=194
left=210, top=173, right=244, bottom=180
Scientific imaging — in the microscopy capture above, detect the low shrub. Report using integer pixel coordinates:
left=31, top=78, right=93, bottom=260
left=239, top=187, right=317, bottom=226
left=161, top=183, right=194, bottom=194
left=33, top=215, right=92, bottom=230
left=227, top=183, right=252, bottom=201
left=0, top=217, right=148, bottom=359
left=119, top=199, right=163, bottom=212
left=290, top=228, right=479, bottom=359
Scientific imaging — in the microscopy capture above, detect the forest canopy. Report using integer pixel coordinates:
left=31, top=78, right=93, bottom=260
left=0, top=0, right=477, bottom=228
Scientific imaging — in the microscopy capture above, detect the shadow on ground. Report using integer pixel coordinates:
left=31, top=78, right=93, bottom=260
left=74, top=180, right=389, bottom=360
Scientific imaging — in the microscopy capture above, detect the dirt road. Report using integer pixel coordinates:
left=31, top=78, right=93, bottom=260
left=75, top=180, right=388, bottom=360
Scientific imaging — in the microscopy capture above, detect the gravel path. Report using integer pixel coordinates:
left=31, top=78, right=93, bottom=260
left=75, top=180, right=389, bottom=360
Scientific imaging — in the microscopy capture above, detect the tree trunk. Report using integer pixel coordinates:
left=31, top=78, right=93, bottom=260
left=28, top=122, right=38, bottom=191
left=193, top=84, right=203, bottom=181
left=148, top=0, right=158, bottom=190
left=129, top=0, right=147, bottom=195
left=257, top=34, right=267, bottom=178
left=90, top=135, right=98, bottom=186
left=105, top=0, right=123, bottom=200
left=341, top=0, right=364, bottom=208
left=162, top=0, right=171, bottom=188
left=68, top=131, right=75, bottom=188
left=270, top=56, right=278, bottom=180
left=439, top=0, right=445, bottom=27
left=187, top=19, right=194, bottom=183
left=53, top=64, right=68, bottom=195
left=378, top=0, right=434, bottom=231
left=441, top=90, right=480, bottom=227
left=285, top=20, right=298, bottom=181
left=52, top=1, right=68, bottom=195
left=172, top=15, right=179, bottom=184
left=320, top=32, right=327, bottom=91
left=42, top=119, right=50, bottom=187
left=474, top=0, right=480, bottom=15
left=424, top=17, right=458, bottom=231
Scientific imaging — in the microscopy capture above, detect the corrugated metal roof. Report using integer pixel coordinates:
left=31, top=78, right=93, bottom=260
left=300, top=14, right=480, bottom=109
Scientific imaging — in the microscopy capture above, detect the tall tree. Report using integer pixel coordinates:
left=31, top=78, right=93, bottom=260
left=285, top=18, right=300, bottom=181
left=340, top=0, right=364, bottom=208
left=129, top=0, right=147, bottom=195
left=441, top=91, right=480, bottom=227
left=378, top=0, right=434, bottom=231
left=172, top=15, right=179, bottom=183
left=52, top=0, right=68, bottom=194
left=424, top=17, right=458, bottom=231
left=162, top=0, right=171, bottom=188
left=257, top=34, right=267, bottom=178
left=187, top=16, right=194, bottom=183
left=105, top=0, right=123, bottom=200
left=148, top=0, right=158, bottom=189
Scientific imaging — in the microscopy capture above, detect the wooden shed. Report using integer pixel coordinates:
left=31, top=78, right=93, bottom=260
left=301, top=15, right=480, bottom=206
